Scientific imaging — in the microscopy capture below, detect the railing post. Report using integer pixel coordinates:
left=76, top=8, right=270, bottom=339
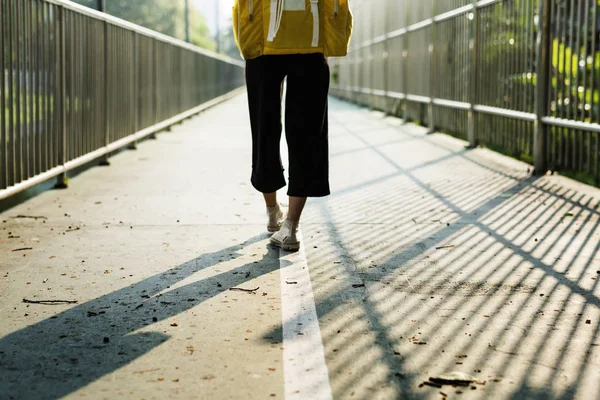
left=383, top=0, right=390, bottom=113
left=99, top=20, right=110, bottom=165
left=0, top=0, right=6, bottom=190
left=128, top=32, right=138, bottom=150
left=534, top=0, right=552, bottom=174
left=149, top=38, right=158, bottom=139
left=154, top=41, right=158, bottom=124
left=55, top=6, right=68, bottom=189
left=467, top=0, right=479, bottom=147
left=93, top=0, right=104, bottom=12
left=428, top=0, right=437, bottom=133
left=134, top=33, right=139, bottom=135
left=402, top=1, right=410, bottom=121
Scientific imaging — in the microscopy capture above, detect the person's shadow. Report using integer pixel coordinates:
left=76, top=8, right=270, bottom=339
left=0, top=234, right=279, bottom=400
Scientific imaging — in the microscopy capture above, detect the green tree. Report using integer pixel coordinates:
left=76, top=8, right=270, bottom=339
left=219, top=18, right=243, bottom=60
left=71, top=0, right=216, bottom=50
left=189, top=7, right=217, bottom=51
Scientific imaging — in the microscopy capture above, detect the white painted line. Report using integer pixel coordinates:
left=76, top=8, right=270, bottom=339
left=279, top=229, right=333, bottom=400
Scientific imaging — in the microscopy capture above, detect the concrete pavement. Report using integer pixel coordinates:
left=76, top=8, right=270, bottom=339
left=1, top=94, right=599, bottom=400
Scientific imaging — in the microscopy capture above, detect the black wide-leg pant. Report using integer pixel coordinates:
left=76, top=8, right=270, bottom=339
left=245, top=53, right=330, bottom=197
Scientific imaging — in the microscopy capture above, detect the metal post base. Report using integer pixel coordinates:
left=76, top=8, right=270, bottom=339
left=54, top=174, right=68, bottom=189
left=427, top=103, right=435, bottom=134
left=532, top=168, right=546, bottom=176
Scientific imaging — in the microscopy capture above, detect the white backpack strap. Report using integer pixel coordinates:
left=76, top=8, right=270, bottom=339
left=267, top=0, right=285, bottom=42
left=267, top=0, right=279, bottom=42
left=310, top=0, right=319, bottom=47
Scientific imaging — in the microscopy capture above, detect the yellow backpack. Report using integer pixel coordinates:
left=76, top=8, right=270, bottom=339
left=232, top=0, right=353, bottom=60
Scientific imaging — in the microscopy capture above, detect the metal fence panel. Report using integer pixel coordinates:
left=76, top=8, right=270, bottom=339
left=0, top=0, right=245, bottom=198
left=330, top=0, right=600, bottom=185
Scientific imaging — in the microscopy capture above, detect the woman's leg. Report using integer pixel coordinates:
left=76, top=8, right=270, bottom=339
left=270, top=54, right=330, bottom=251
left=246, top=56, right=288, bottom=232
left=245, top=56, right=287, bottom=195
left=284, top=54, right=330, bottom=202
left=286, top=196, right=306, bottom=222
left=263, top=192, right=278, bottom=207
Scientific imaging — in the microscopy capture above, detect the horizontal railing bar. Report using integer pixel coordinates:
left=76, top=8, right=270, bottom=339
left=433, top=99, right=471, bottom=110
left=387, top=91, right=406, bottom=100
left=475, top=0, right=504, bottom=9
left=372, top=34, right=388, bottom=45
left=408, top=19, right=434, bottom=32
left=406, top=94, right=432, bottom=104
left=349, top=42, right=370, bottom=52
left=473, top=105, right=536, bottom=122
left=433, top=4, right=475, bottom=23
left=330, top=86, right=545, bottom=124
left=330, top=86, right=403, bottom=100
left=332, top=89, right=600, bottom=133
left=42, top=0, right=244, bottom=67
left=347, top=0, right=505, bottom=54
left=332, top=86, right=542, bottom=122
left=348, top=87, right=388, bottom=97
left=542, top=117, right=600, bottom=134
left=387, top=28, right=408, bottom=40
left=0, top=166, right=67, bottom=202
left=0, top=87, right=245, bottom=201
left=356, top=39, right=373, bottom=50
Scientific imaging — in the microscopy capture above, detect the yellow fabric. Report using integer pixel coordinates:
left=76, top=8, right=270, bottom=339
left=233, top=0, right=353, bottom=60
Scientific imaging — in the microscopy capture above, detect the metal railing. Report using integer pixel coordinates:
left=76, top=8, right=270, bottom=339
left=329, top=0, right=600, bottom=185
left=0, top=0, right=245, bottom=199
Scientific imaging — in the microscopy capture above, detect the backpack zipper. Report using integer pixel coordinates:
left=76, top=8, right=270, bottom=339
left=249, top=0, right=254, bottom=22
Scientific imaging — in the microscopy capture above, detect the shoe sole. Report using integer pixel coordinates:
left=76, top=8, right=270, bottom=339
left=270, top=237, right=300, bottom=252
left=267, top=225, right=281, bottom=233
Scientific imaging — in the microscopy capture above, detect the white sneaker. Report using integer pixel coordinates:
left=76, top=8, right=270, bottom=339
left=270, top=220, right=300, bottom=251
left=267, top=204, right=284, bottom=233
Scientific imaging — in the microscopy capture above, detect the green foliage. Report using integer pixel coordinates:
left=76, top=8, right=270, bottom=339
left=560, top=170, right=598, bottom=187
left=189, top=8, right=216, bottom=51
left=218, top=18, right=243, bottom=60
left=3, top=92, right=55, bottom=125
left=70, top=0, right=216, bottom=50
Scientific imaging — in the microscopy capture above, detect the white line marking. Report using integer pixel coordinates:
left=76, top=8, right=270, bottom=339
left=279, top=229, right=333, bottom=400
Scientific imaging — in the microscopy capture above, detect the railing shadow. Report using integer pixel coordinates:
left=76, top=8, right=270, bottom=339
left=263, top=97, right=600, bottom=399
left=0, top=234, right=279, bottom=399
left=2, top=95, right=598, bottom=399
